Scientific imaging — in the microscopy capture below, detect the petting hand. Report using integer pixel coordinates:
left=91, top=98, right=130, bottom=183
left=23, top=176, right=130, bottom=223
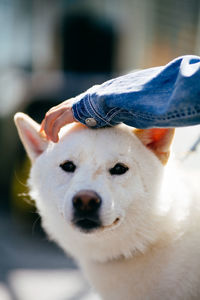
left=40, top=98, right=77, bottom=142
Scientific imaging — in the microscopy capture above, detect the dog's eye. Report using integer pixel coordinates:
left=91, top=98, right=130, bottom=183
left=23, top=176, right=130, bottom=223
left=109, top=163, right=129, bottom=175
left=60, top=161, right=76, bottom=173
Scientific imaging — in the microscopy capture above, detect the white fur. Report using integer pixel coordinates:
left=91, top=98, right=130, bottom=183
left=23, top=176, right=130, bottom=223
left=14, top=113, right=200, bottom=300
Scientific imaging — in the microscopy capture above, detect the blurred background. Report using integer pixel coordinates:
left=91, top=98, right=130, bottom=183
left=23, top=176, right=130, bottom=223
left=1, top=0, right=200, bottom=299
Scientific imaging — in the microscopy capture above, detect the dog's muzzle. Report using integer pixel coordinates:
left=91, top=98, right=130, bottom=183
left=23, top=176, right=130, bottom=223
left=72, top=190, right=102, bottom=232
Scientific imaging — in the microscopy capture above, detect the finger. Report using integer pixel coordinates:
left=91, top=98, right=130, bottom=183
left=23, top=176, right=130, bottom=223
left=40, top=119, right=50, bottom=134
left=51, top=110, right=74, bottom=142
left=41, top=98, right=76, bottom=140
left=43, top=108, right=66, bottom=139
left=40, top=119, right=45, bottom=132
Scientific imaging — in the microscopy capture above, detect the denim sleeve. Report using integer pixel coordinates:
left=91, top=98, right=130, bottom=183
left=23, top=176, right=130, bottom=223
left=72, top=55, right=200, bottom=128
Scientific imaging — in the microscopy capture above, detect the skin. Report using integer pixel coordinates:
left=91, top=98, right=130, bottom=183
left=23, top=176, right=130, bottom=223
left=40, top=98, right=77, bottom=142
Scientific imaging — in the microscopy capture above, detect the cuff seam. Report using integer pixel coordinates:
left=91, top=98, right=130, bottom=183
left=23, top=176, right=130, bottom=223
left=107, top=108, right=124, bottom=122
left=73, top=104, right=85, bottom=122
left=87, top=95, right=114, bottom=126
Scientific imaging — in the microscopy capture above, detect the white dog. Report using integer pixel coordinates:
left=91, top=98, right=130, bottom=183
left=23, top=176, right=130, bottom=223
left=14, top=112, right=200, bottom=300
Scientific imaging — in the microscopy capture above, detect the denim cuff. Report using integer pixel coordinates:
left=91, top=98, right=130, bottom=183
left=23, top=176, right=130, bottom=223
left=72, top=91, right=119, bottom=128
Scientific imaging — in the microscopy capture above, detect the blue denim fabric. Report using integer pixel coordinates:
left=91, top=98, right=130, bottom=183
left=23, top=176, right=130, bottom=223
left=72, top=55, right=200, bottom=128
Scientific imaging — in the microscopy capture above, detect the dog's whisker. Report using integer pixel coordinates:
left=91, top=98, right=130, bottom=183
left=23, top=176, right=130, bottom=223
left=14, top=171, right=29, bottom=188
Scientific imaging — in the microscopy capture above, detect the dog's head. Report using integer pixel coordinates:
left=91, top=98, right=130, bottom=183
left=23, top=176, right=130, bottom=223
left=14, top=113, right=174, bottom=262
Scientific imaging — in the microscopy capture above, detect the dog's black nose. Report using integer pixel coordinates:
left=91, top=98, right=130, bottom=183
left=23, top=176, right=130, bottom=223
left=72, top=190, right=102, bottom=232
left=72, top=190, right=101, bottom=213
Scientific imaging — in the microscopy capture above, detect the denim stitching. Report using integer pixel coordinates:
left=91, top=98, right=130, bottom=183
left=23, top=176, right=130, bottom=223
left=87, top=93, right=122, bottom=123
left=73, top=104, right=85, bottom=121
left=91, top=97, right=120, bottom=119
left=87, top=96, right=113, bottom=126
left=83, top=96, right=95, bottom=117
left=126, top=105, right=200, bottom=121
left=107, top=108, right=124, bottom=122
left=104, top=107, right=119, bottom=118
left=106, top=108, right=121, bottom=120
left=88, top=99, right=113, bottom=126
left=76, top=104, right=86, bottom=121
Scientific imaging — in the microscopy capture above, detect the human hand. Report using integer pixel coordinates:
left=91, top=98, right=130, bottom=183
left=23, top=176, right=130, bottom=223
left=40, top=98, right=77, bottom=142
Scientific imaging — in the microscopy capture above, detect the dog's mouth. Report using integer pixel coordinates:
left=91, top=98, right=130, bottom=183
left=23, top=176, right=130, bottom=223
left=103, top=217, right=120, bottom=229
left=72, top=217, right=120, bottom=233
left=75, top=218, right=101, bottom=231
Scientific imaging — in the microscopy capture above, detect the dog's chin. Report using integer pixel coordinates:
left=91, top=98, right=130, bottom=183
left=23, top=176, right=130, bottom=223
left=72, top=217, right=121, bottom=235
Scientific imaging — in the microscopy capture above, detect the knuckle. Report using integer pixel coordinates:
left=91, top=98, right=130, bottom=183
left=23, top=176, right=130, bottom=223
left=45, top=111, right=54, bottom=121
left=45, top=112, right=50, bottom=118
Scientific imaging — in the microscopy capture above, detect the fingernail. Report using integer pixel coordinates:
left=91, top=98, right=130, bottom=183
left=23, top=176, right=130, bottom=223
left=39, top=130, right=46, bottom=139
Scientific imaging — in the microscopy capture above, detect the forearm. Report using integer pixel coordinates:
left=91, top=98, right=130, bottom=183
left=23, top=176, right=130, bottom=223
left=72, top=55, right=200, bottom=129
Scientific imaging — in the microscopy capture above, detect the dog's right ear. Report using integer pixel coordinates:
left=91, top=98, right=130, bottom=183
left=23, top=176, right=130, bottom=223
left=134, top=128, right=175, bottom=165
left=14, top=112, right=49, bottom=163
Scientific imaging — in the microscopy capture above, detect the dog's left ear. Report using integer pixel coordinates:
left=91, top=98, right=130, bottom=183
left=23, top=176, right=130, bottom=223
left=134, top=128, right=175, bottom=165
left=14, top=112, right=49, bottom=163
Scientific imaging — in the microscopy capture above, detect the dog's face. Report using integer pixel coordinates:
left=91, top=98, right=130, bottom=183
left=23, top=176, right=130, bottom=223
left=14, top=113, right=174, bottom=262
